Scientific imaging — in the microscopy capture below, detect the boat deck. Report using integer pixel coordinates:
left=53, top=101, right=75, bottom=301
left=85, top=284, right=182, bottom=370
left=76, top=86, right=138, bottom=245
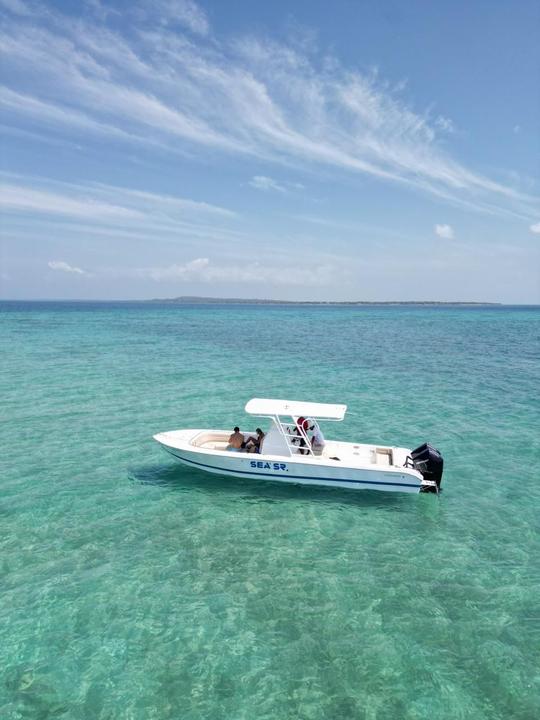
left=191, top=431, right=409, bottom=470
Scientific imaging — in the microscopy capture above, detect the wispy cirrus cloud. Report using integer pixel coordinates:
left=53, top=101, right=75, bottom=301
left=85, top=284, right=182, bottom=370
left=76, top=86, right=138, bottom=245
left=0, top=87, right=158, bottom=146
left=88, top=182, right=237, bottom=218
left=0, top=182, right=142, bottom=220
left=530, top=222, right=540, bottom=234
left=0, top=174, right=237, bottom=224
left=0, top=1, right=537, bottom=222
left=143, top=0, right=210, bottom=36
left=0, top=173, right=244, bottom=261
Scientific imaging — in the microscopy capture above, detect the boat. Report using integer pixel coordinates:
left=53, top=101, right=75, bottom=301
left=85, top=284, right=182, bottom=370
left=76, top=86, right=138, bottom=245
left=153, top=398, right=444, bottom=494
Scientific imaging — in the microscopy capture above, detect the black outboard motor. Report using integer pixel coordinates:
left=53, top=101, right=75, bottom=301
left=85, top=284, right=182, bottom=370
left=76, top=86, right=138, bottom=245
left=409, top=443, right=444, bottom=493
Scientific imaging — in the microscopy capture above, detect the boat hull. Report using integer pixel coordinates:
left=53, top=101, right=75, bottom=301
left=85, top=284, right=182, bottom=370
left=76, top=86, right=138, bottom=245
left=154, top=431, right=424, bottom=494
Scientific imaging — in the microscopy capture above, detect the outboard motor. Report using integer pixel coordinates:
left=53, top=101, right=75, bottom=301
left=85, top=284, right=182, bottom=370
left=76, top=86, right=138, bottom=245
left=409, top=443, right=444, bottom=493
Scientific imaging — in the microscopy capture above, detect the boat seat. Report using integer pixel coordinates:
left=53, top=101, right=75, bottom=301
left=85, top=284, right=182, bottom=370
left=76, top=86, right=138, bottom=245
left=193, top=432, right=229, bottom=449
left=372, top=447, right=393, bottom=465
left=212, top=441, right=229, bottom=451
left=197, top=440, right=229, bottom=450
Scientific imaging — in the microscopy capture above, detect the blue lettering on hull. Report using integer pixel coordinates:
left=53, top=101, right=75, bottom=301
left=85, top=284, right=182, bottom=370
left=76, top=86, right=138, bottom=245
left=250, top=461, right=288, bottom=472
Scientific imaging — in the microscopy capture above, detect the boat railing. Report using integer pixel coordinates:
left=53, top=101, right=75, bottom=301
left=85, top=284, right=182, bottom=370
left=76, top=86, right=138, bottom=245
left=276, top=417, right=314, bottom=456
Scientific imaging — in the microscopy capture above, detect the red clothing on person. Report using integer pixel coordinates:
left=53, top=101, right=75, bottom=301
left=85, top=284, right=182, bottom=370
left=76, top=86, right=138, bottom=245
left=296, top=417, right=309, bottom=433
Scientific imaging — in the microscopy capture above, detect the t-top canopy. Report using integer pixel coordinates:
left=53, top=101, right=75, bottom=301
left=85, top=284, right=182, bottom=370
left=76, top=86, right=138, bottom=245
left=245, top=398, right=347, bottom=421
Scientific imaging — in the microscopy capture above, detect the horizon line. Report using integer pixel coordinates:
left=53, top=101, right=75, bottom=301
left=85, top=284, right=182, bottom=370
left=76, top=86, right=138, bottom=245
left=2, top=297, right=538, bottom=306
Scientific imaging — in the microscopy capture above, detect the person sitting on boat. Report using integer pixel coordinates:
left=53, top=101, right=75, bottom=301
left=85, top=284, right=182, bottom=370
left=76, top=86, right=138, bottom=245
left=228, top=426, right=245, bottom=452
left=246, top=428, right=265, bottom=454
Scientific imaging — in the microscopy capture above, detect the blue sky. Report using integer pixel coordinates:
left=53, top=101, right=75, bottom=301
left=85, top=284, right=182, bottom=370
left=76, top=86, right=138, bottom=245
left=1, top=0, right=539, bottom=301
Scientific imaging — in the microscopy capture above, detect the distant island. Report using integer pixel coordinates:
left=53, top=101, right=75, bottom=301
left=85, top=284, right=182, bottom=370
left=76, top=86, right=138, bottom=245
left=149, top=296, right=500, bottom=306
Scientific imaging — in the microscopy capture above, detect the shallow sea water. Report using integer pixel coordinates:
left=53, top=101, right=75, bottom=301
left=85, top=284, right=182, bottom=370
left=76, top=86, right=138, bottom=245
left=1, top=302, right=539, bottom=719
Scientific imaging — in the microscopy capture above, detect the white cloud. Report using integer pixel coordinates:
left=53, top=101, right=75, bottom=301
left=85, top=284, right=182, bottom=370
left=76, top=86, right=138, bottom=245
left=138, top=257, right=343, bottom=287
left=249, top=175, right=306, bottom=193
left=435, top=223, right=454, bottom=239
left=530, top=222, right=540, bottom=234
left=0, top=5, right=537, bottom=220
left=48, top=260, right=87, bottom=275
left=249, top=175, right=286, bottom=193
left=146, top=257, right=210, bottom=280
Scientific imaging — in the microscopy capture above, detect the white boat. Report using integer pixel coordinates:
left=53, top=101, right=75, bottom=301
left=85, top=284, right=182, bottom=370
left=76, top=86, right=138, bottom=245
left=153, top=398, right=443, bottom=494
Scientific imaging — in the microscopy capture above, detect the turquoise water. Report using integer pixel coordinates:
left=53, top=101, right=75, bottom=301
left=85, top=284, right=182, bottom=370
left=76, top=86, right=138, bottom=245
left=1, top=302, right=539, bottom=719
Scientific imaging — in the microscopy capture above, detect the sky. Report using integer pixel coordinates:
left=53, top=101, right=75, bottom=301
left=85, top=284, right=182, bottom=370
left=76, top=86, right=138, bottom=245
left=0, top=0, right=539, bottom=302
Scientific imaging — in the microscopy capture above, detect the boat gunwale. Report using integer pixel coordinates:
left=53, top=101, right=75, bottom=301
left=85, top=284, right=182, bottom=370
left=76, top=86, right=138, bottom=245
left=154, top=429, right=422, bottom=479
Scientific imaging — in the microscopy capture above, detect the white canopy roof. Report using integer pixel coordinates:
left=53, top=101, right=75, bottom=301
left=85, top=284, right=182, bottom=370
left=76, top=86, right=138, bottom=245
left=245, top=398, right=347, bottom=421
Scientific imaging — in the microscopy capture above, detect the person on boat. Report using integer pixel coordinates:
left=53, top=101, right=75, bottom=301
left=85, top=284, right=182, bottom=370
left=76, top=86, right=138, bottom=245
left=228, top=426, right=245, bottom=451
left=295, top=417, right=310, bottom=434
left=294, top=416, right=311, bottom=454
left=246, top=428, right=265, bottom=454
left=311, top=425, right=326, bottom=455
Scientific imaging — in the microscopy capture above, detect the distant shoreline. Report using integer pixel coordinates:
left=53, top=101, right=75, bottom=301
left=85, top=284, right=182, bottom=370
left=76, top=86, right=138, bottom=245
left=0, top=297, right=513, bottom=306
left=147, top=296, right=502, bottom=306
